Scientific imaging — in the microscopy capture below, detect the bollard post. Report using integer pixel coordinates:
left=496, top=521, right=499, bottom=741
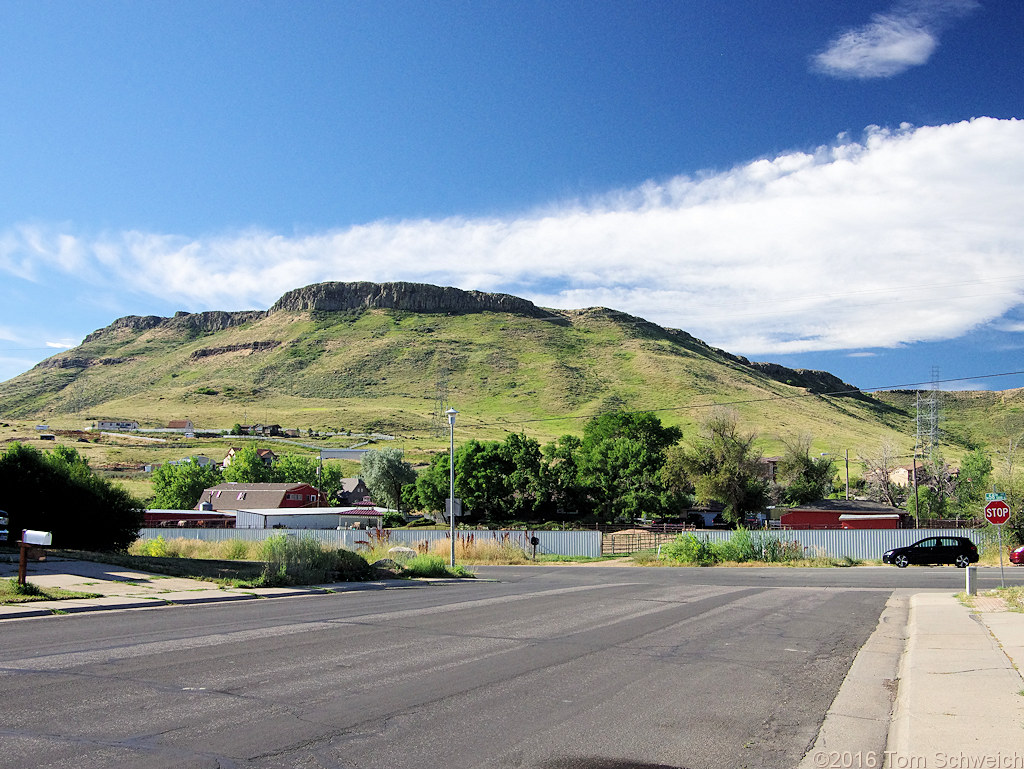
left=965, top=565, right=978, bottom=596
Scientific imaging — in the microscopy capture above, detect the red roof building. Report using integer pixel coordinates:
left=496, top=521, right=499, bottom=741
left=196, top=483, right=323, bottom=511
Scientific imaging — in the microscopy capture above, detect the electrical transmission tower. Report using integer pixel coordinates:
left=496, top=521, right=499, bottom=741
left=429, top=356, right=451, bottom=438
left=915, top=366, right=942, bottom=468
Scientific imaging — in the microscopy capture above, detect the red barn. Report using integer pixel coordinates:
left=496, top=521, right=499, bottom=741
left=780, top=500, right=906, bottom=529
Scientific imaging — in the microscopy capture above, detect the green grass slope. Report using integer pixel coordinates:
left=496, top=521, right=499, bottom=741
left=0, top=300, right=924, bottom=460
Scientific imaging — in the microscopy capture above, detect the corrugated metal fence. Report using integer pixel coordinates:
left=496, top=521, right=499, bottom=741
left=138, top=528, right=603, bottom=558
left=645, top=527, right=993, bottom=561
left=137, top=527, right=992, bottom=561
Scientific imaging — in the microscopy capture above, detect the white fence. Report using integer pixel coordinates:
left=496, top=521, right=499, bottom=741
left=136, top=526, right=990, bottom=561
left=137, top=528, right=603, bottom=558
left=661, top=528, right=991, bottom=561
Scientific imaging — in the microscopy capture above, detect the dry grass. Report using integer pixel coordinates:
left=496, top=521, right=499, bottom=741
left=353, top=529, right=530, bottom=565
left=129, top=536, right=264, bottom=561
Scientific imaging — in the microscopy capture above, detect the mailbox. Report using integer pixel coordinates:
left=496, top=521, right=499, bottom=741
left=22, top=530, right=53, bottom=546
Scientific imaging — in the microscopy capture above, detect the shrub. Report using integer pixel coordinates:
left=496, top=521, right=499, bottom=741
left=137, top=536, right=173, bottom=558
left=661, top=533, right=718, bottom=566
left=661, top=529, right=808, bottom=566
left=260, top=534, right=372, bottom=586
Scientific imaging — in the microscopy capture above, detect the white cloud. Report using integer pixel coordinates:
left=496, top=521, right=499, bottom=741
left=1, top=118, right=1023, bottom=358
left=45, top=340, right=76, bottom=349
left=812, top=0, right=979, bottom=79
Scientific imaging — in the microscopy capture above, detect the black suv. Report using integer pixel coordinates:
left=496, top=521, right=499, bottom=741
left=883, top=536, right=979, bottom=568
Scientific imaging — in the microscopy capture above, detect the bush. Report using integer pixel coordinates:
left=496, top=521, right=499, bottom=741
left=137, top=535, right=173, bottom=558
left=0, top=443, right=143, bottom=551
left=402, top=554, right=473, bottom=578
left=660, top=529, right=807, bottom=566
left=661, top=533, right=718, bottom=566
left=260, top=534, right=373, bottom=586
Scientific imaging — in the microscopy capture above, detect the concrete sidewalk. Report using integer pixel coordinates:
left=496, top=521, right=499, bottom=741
left=803, top=588, right=1024, bottom=768
left=887, top=591, right=1024, bottom=766
left=0, top=557, right=415, bottom=620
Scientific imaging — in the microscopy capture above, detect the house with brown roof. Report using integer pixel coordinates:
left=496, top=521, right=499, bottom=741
left=337, top=478, right=372, bottom=506
left=222, top=447, right=278, bottom=468
left=195, top=482, right=322, bottom=511
left=168, top=419, right=194, bottom=431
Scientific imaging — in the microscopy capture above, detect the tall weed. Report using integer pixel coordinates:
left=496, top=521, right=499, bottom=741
left=660, top=529, right=809, bottom=566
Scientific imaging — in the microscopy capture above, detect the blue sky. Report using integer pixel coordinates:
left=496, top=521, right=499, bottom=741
left=1, top=0, right=1022, bottom=394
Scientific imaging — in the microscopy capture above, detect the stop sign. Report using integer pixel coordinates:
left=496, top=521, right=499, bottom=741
left=985, top=500, right=1011, bottom=526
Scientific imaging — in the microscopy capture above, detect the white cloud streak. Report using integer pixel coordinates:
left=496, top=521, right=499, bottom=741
left=812, top=0, right=979, bottom=79
left=2, top=118, right=1023, bottom=358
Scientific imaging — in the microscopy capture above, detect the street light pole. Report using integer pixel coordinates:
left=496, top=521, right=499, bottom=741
left=447, top=408, right=458, bottom=568
left=844, top=448, right=849, bottom=501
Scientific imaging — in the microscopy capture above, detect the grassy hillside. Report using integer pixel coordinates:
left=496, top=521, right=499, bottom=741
left=1, top=301, right=926, bottom=462
left=873, top=389, right=1024, bottom=454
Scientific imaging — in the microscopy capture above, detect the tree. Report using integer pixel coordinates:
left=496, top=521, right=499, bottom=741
left=361, top=448, right=416, bottom=515
left=950, top=448, right=992, bottom=522
left=222, top=445, right=274, bottom=484
left=672, top=411, right=769, bottom=524
left=151, top=459, right=223, bottom=510
left=411, top=435, right=547, bottom=524
left=0, top=442, right=143, bottom=551
left=541, top=434, right=589, bottom=516
left=318, top=463, right=347, bottom=505
left=860, top=441, right=908, bottom=509
left=413, top=452, right=451, bottom=519
left=577, top=411, right=683, bottom=522
left=775, top=436, right=836, bottom=506
left=274, top=454, right=319, bottom=487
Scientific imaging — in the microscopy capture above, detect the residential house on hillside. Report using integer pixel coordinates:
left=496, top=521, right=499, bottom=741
left=761, top=456, right=781, bottom=483
left=168, top=419, right=194, bottom=431
left=252, top=424, right=283, bottom=437
left=222, top=447, right=278, bottom=468
left=196, top=482, right=322, bottom=511
left=97, top=420, right=139, bottom=431
left=887, top=463, right=958, bottom=488
left=337, top=478, right=372, bottom=506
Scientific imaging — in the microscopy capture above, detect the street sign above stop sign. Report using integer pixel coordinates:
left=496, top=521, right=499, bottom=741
left=985, top=500, right=1011, bottom=526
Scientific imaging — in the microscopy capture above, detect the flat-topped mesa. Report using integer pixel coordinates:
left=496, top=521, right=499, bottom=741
left=82, top=310, right=266, bottom=343
left=269, top=281, right=548, bottom=318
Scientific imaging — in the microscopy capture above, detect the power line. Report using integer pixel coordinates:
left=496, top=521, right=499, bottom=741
left=464, top=369, right=1024, bottom=429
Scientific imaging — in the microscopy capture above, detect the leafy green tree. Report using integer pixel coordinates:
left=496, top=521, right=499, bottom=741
left=905, top=484, right=947, bottom=521
left=274, top=454, right=319, bottom=487
left=0, top=442, right=143, bottom=551
left=151, top=459, right=223, bottom=509
left=775, top=436, right=836, bottom=505
left=413, top=453, right=452, bottom=518
left=577, top=411, right=682, bottom=522
left=318, top=463, right=346, bottom=505
left=361, top=448, right=416, bottom=514
left=951, top=448, right=993, bottom=521
left=541, top=434, right=589, bottom=516
left=222, top=445, right=274, bottom=484
left=672, top=411, right=769, bottom=524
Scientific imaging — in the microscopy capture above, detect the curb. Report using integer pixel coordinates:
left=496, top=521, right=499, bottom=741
left=798, top=592, right=909, bottom=768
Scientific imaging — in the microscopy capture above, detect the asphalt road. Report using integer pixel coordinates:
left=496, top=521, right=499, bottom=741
left=1, top=565, right=1020, bottom=769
